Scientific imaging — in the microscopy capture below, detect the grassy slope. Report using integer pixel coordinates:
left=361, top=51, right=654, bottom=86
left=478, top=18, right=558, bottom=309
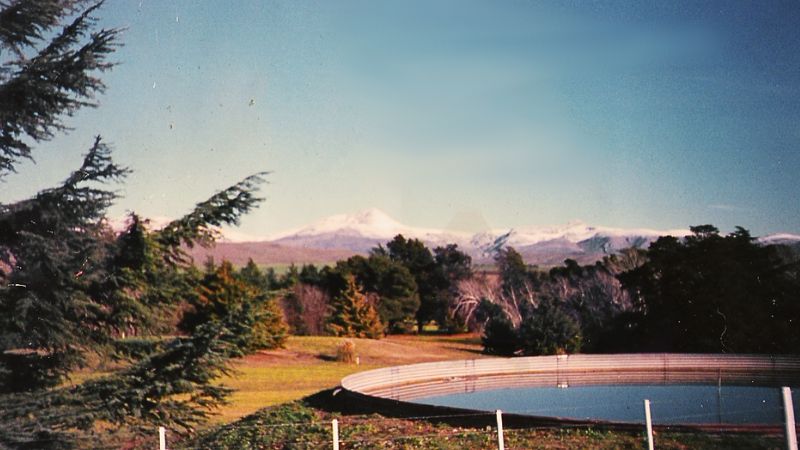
left=212, top=334, right=487, bottom=424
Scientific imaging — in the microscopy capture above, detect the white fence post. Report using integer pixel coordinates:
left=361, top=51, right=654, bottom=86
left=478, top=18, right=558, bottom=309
left=496, top=409, right=505, bottom=450
left=332, top=418, right=340, bottom=450
left=644, top=399, right=654, bottom=450
left=783, top=387, right=798, bottom=450
left=158, top=426, right=166, bottom=450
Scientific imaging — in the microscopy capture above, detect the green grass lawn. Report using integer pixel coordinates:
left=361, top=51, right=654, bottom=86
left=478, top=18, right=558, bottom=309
left=211, top=333, right=486, bottom=423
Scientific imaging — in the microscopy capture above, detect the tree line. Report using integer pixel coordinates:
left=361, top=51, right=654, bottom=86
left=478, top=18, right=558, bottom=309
left=234, top=235, right=473, bottom=338
left=476, top=226, right=800, bottom=356
left=236, top=223, right=799, bottom=361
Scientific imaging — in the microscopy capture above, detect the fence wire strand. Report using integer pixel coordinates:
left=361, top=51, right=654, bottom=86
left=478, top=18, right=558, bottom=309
left=122, top=385, right=799, bottom=449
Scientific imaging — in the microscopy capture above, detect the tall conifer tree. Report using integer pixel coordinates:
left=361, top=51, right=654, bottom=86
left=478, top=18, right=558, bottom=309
left=326, top=276, right=384, bottom=339
left=0, top=2, right=276, bottom=447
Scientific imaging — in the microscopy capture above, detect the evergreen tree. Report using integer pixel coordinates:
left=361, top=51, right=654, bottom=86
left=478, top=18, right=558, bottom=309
left=0, top=0, right=119, bottom=175
left=0, top=138, right=128, bottom=391
left=433, top=244, right=472, bottom=330
left=495, top=247, right=529, bottom=297
left=299, top=263, right=323, bottom=285
left=329, top=254, right=419, bottom=332
left=240, top=258, right=274, bottom=292
left=0, top=161, right=269, bottom=446
left=181, top=260, right=288, bottom=355
left=326, top=276, right=383, bottom=339
left=383, top=235, right=440, bottom=331
left=480, top=301, right=519, bottom=356
left=0, top=321, right=237, bottom=448
left=92, top=213, right=186, bottom=339
left=480, top=297, right=582, bottom=356
left=1, top=1, right=124, bottom=389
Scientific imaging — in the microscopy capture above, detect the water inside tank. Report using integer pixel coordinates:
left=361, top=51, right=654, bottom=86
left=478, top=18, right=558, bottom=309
left=415, top=384, right=798, bottom=424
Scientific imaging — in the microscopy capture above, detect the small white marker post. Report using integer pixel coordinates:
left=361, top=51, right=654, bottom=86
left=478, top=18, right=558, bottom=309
left=158, top=426, right=166, bottom=450
left=496, top=409, right=505, bottom=450
left=332, top=418, right=340, bottom=450
left=783, top=387, right=798, bottom=450
left=644, top=399, right=654, bottom=450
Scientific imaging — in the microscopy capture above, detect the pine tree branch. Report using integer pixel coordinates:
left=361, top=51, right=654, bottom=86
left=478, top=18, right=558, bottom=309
left=0, top=137, right=128, bottom=244
left=156, top=172, right=268, bottom=265
left=0, top=1, right=121, bottom=175
left=0, top=322, right=235, bottom=446
left=0, top=137, right=126, bottom=368
left=0, top=0, right=89, bottom=56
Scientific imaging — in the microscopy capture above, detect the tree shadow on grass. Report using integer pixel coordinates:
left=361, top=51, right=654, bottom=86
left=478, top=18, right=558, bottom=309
left=302, top=388, right=498, bottom=428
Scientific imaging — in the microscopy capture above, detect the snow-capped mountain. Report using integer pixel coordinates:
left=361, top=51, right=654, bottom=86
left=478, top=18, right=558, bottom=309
left=119, top=208, right=800, bottom=265
left=758, top=233, right=800, bottom=246
left=269, top=208, right=462, bottom=241
left=266, top=209, right=696, bottom=263
left=270, top=208, right=472, bottom=253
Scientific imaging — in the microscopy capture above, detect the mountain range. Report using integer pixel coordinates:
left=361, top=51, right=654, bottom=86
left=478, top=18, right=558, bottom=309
left=187, top=208, right=800, bottom=267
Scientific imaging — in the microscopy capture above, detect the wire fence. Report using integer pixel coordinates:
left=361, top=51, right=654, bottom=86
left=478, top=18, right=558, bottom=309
left=150, top=389, right=796, bottom=450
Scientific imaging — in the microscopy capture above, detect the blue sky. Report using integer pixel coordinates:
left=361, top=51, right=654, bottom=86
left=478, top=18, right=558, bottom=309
left=4, top=0, right=799, bottom=236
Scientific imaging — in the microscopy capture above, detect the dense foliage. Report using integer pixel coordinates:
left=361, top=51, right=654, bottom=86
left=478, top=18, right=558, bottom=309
left=326, top=276, right=384, bottom=339
left=475, top=249, right=617, bottom=356
left=275, top=237, right=472, bottom=336
left=517, top=297, right=582, bottom=356
left=0, top=139, right=129, bottom=391
left=476, top=226, right=800, bottom=356
left=180, top=260, right=288, bottom=355
left=380, top=235, right=473, bottom=331
left=618, top=226, right=800, bottom=353
left=324, top=254, right=419, bottom=332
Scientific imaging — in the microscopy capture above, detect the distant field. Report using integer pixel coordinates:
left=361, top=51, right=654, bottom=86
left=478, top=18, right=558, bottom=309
left=187, top=240, right=358, bottom=267
left=254, top=262, right=335, bottom=274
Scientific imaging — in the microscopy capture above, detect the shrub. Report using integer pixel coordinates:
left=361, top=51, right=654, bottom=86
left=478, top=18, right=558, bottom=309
left=518, top=298, right=582, bottom=355
left=335, top=339, right=357, bottom=363
left=482, top=315, right=519, bottom=356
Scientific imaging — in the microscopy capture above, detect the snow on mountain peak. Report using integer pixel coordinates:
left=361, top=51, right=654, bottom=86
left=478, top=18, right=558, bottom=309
left=269, top=208, right=462, bottom=241
left=759, top=233, right=800, bottom=244
left=262, top=209, right=800, bottom=262
left=268, top=209, right=697, bottom=247
left=305, top=208, right=405, bottom=237
left=352, top=208, right=402, bottom=228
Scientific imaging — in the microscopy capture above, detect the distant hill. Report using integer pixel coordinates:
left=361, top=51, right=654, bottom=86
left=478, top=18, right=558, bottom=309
left=190, top=209, right=800, bottom=267
left=186, top=241, right=358, bottom=267
left=265, top=209, right=691, bottom=265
